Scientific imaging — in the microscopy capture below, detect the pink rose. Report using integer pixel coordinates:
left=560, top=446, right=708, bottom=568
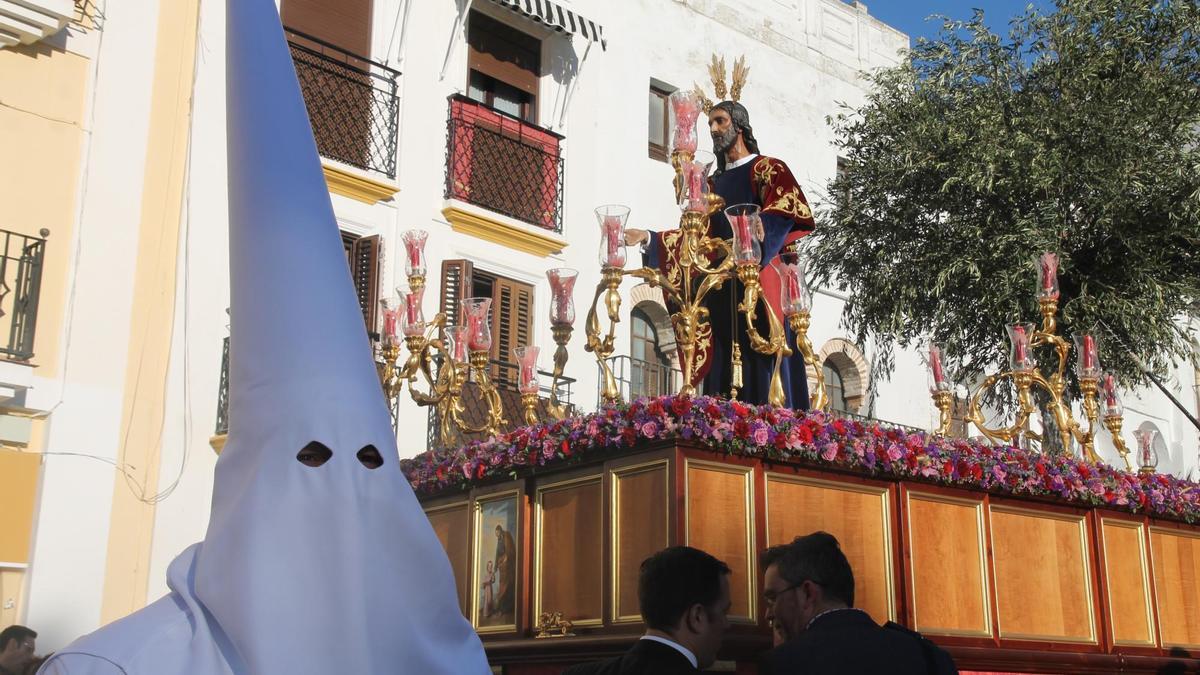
left=821, top=444, right=838, bottom=462
left=753, top=427, right=770, bottom=446
left=887, top=443, right=903, bottom=462
left=640, top=421, right=658, bottom=438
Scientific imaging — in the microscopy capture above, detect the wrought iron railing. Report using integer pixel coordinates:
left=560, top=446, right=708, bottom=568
left=444, top=94, right=565, bottom=232
left=286, top=28, right=400, bottom=179
left=601, top=355, right=681, bottom=403
left=0, top=229, right=46, bottom=361
left=214, top=337, right=230, bottom=436
left=426, top=357, right=576, bottom=452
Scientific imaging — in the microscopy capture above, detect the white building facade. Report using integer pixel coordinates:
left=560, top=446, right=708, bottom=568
left=5, top=0, right=1198, bottom=651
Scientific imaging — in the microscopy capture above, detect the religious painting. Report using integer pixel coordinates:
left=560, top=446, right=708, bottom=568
left=472, top=491, right=519, bottom=632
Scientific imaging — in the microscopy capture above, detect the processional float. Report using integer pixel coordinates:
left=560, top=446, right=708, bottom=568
left=374, top=90, right=832, bottom=449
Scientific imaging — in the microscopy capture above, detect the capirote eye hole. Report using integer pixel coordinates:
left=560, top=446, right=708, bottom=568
left=296, top=441, right=332, bottom=467
left=357, top=444, right=384, bottom=470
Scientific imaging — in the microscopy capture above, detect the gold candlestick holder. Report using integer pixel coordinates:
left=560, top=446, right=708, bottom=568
left=936, top=292, right=1127, bottom=465
left=547, top=322, right=573, bottom=419
left=785, top=310, right=829, bottom=412
left=932, top=389, right=955, bottom=436
left=584, top=150, right=798, bottom=406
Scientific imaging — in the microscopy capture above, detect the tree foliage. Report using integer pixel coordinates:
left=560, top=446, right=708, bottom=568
left=812, top=0, right=1200, bottom=395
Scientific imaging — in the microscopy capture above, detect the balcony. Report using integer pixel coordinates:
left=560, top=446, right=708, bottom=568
left=426, top=357, right=576, bottom=452
left=286, top=28, right=400, bottom=179
left=0, top=229, right=46, bottom=361
left=444, top=94, right=565, bottom=233
left=601, top=355, right=681, bottom=402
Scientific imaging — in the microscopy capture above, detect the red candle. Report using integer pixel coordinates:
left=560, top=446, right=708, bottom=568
left=1013, top=325, right=1028, bottom=365
left=405, top=295, right=419, bottom=325
left=466, top=314, right=481, bottom=350
left=786, top=272, right=801, bottom=307
left=554, top=288, right=571, bottom=323
left=520, top=363, right=535, bottom=389
left=688, top=166, right=704, bottom=205
left=930, top=346, right=945, bottom=386
left=406, top=241, right=421, bottom=269
left=453, top=335, right=467, bottom=362
left=1103, top=374, right=1118, bottom=407
left=383, top=308, right=396, bottom=339
left=604, top=216, right=621, bottom=265
left=731, top=214, right=753, bottom=256
left=1082, top=334, right=1096, bottom=370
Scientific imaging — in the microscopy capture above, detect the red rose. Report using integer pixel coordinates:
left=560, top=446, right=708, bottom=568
left=832, top=419, right=848, bottom=435
left=942, top=461, right=954, bottom=475
left=1034, top=462, right=1047, bottom=476
left=648, top=399, right=665, bottom=416
left=1079, top=464, right=1091, bottom=479
left=672, top=397, right=693, bottom=416
left=561, top=440, right=571, bottom=456
left=734, top=420, right=751, bottom=439
left=477, top=464, right=486, bottom=479
left=796, top=426, right=814, bottom=445
left=732, top=401, right=750, bottom=418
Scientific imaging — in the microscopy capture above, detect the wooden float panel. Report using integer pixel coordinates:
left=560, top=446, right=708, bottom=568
left=1150, top=527, right=1200, bottom=649
left=1100, top=519, right=1156, bottom=647
left=686, top=460, right=755, bottom=621
left=990, top=506, right=1096, bottom=643
left=611, top=461, right=669, bottom=622
left=765, top=474, right=895, bottom=624
left=536, top=476, right=604, bottom=626
left=906, top=492, right=991, bottom=637
left=426, top=501, right=470, bottom=615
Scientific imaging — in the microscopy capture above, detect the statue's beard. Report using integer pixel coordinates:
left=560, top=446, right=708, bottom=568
left=712, top=126, right=738, bottom=154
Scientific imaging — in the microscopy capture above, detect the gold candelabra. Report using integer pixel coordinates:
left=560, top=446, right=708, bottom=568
left=376, top=264, right=509, bottom=448
left=930, top=285, right=1133, bottom=470
left=584, top=149, right=825, bottom=409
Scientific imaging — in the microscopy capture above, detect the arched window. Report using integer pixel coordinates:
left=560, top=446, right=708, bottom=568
left=822, top=360, right=849, bottom=413
left=631, top=308, right=670, bottom=397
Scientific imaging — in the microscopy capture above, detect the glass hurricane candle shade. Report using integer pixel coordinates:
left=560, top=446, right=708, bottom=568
left=512, top=345, right=540, bottom=394
left=444, top=325, right=470, bottom=364
left=399, top=287, right=425, bottom=337
left=462, top=297, right=493, bottom=352
left=379, top=297, right=400, bottom=345
left=1101, top=372, right=1122, bottom=417
left=595, top=205, right=630, bottom=268
left=773, top=255, right=811, bottom=317
left=927, top=343, right=952, bottom=392
left=1007, top=323, right=1035, bottom=372
left=402, top=229, right=428, bottom=278
left=679, top=150, right=715, bottom=213
left=1038, top=252, right=1059, bottom=300
left=725, top=203, right=762, bottom=265
left=1133, top=428, right=1158, bottom=472
left=1072, top=333, right=1100, bottom=379
left=669, top=90, right=703, bottom=154
left=546, top=267, right=578, bottom=325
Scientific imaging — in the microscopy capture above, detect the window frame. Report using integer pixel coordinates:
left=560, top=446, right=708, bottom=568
left=648, top=83, right=672, bottom=162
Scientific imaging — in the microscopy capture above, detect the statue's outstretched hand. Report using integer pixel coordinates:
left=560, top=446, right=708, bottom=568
left=624, top=228, right=650, bottom=246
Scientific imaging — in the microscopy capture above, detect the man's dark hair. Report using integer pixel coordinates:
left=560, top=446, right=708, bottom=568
left=638, top=546, right=730, bottom=631
left=761, top=531, right=855, bottom=607
left=0, top=625, right=35, bottom=652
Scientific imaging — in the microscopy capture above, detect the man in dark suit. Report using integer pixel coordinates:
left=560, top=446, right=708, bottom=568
left=759, top=532, right=957, bottom=675
left=564, top=546, right=731, bottom=675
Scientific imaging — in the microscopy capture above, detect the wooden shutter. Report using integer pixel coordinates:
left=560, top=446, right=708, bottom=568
left=440, top=259, right=476, bottom=329
left=281, top=0, right=372, bottom=56
left=349, top=234, right=380, bottom=334
left=492, top=276, right=534, bottom=386
left=467, top=11, right=541, bottom=97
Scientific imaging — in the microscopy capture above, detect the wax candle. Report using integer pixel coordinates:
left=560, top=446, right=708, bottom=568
left=401, top=230, right=428, bottom=277
left=1082, top=334, right=1095, bottom=370
left=1038, top=252, right=1059, bottom=299
left=731, top=214, right=754, bottom=257
left=1103, top=373, right=1118, bottom=407
left=604, top=215, right=622, bottom=266
left=382, top=302, right=397, bottom=340
left=1012, top=325, right=1028, bottom=365
left=929, top=345, right=946, bottom=387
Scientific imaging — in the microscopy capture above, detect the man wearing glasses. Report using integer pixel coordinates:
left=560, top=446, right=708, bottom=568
left=0, top=625, right=36, bottom=675
left=759, top=532, right=957, bottom=674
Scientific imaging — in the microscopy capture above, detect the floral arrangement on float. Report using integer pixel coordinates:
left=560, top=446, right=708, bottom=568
left=399, top=394, right=1200, bottom=523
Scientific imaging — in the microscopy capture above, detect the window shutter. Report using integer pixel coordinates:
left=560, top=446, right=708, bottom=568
left=281, top=0, right=372, bottom=57
left=440, top=259, right=476, bottom=329
left=491, top=276, right=534, bottom=386
left=349, top=234, right=381, bottom=334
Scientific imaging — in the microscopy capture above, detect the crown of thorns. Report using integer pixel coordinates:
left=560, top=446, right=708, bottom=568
left=692, top=54, right=749, bottom=113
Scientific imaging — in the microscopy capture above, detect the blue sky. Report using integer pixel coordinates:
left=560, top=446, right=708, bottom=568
left=863, top=1, right=1056, bottom=43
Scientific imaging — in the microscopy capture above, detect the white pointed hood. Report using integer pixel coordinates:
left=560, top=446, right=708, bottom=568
left=192, top=0, right=490, bottom=671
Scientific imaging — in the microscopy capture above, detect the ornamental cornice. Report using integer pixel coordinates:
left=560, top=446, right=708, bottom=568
left=441, top=201, right=568, bottom=258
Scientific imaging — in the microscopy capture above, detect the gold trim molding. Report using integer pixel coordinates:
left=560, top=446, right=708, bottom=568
left=442, top=204, right=568, bottom=257
left=905, top=491, right=993, bottom=638
left=684, top=458, right=757, bottom=623
left=534, top=475, right=605, bottom=628
left=611, top=460, right=671, bottom=624
left=1099, top=518, right=1157, bottom=648
left=322, top=163, right=399, bottom=204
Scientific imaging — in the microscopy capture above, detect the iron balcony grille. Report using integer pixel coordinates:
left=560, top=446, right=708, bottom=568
left=0, top=229, right=46, bottom=361
left=214, top=336, right=230, bottom=436
left=601, top=355, right=682, bottom=403
left=426, top=356, right=576, bottom=452
left=286, top=28, right=400, bottom=179
left=444, top=94, right=565, bottom=233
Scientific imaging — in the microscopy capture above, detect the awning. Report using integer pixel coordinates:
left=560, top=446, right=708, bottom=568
left=486, top=0, right=607, bottom=51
